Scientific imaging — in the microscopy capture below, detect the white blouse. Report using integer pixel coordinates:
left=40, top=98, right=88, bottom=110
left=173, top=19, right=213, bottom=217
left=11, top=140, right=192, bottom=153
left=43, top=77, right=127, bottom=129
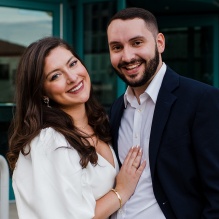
left=13, top=127, right=119, bottom=219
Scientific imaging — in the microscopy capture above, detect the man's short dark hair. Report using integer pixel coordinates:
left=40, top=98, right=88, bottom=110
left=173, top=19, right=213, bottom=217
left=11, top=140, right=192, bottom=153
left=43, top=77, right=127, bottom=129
left=107, top=7, right=159, bottom=36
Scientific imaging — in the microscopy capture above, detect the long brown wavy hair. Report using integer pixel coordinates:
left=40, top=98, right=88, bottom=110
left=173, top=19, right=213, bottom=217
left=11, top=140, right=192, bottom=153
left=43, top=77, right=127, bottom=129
left=7, top=37, right=111, bottom=170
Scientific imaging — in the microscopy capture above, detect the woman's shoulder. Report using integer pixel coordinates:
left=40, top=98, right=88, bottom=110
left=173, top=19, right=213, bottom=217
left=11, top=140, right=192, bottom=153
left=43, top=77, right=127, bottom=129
left=30, top=127, right=70, bottom=151
left=39, top=127, right=63, bottom=138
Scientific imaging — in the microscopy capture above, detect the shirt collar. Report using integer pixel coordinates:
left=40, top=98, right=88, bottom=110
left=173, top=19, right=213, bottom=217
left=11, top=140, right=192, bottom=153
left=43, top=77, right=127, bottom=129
left=124, top=62, right=167, bottom=108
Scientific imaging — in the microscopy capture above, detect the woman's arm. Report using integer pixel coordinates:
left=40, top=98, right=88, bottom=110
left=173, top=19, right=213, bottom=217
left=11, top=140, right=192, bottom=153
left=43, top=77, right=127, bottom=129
left=94, top=146, right=146, bottom=219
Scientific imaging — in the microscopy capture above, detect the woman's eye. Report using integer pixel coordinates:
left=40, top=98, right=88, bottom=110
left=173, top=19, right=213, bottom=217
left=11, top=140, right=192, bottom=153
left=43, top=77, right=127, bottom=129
left=50, top=73, right=60, bottom=81
left=70, top=60, right=77, bottom=67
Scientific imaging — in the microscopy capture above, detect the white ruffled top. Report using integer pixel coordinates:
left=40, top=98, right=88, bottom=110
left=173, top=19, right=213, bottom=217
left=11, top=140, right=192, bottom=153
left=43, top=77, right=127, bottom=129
left=13, top=127, right=119, bottom=219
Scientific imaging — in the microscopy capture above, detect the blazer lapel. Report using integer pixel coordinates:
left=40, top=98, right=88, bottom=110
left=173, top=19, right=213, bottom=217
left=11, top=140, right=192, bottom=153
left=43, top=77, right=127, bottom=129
left=109, top=95, right=125, bottom=164
left=149, top=67, right=179, bottom=178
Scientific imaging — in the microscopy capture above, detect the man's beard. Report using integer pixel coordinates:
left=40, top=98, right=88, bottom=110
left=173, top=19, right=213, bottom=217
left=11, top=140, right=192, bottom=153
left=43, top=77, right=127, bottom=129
left=115, top=46, right=160, bottom=87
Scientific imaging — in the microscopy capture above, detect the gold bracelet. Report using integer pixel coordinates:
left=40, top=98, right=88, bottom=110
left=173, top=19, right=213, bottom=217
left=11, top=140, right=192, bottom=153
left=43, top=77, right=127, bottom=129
left=111, top=188, right=122, bottom=209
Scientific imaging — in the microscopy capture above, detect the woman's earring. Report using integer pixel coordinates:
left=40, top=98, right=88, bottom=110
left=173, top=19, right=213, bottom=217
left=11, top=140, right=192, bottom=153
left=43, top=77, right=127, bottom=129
left=43, top=96, right=51, bottom=108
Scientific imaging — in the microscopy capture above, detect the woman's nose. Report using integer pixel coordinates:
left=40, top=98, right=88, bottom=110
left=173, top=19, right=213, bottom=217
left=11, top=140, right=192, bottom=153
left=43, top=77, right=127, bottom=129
left=66, top=71, right=77, bottom=84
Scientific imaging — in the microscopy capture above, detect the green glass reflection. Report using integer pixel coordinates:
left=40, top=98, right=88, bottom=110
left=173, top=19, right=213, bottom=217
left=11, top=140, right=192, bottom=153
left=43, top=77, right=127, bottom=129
left=0, top=6, right=52, bottom=103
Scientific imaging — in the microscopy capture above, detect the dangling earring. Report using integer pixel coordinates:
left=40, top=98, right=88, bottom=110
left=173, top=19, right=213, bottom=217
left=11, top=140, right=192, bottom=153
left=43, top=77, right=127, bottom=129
left=43, top=96, right=51, bottom=108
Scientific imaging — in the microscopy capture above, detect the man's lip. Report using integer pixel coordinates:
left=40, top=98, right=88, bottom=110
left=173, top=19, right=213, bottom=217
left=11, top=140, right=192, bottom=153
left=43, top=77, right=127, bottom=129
left=125, top=62, right=142, bottom=69
left=121, top=61, right=143, bottom=75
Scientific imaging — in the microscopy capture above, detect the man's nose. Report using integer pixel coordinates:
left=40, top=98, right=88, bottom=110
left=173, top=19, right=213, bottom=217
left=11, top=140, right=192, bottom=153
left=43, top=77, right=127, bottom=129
left=121, top=46, right=135, bottom=62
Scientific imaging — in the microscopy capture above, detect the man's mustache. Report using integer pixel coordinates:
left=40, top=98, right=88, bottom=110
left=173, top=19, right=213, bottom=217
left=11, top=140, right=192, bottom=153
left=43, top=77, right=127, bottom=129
left=118, top=59, right=144, bottom=68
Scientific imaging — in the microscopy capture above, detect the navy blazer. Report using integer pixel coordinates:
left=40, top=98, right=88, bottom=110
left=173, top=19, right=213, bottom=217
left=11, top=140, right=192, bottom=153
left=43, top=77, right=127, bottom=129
left=109, top=66, right=219, bottom=219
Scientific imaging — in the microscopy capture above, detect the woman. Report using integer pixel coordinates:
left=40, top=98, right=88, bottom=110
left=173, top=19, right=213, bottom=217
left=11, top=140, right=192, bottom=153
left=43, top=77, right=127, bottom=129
left=7, top=37, right=146, bottom=219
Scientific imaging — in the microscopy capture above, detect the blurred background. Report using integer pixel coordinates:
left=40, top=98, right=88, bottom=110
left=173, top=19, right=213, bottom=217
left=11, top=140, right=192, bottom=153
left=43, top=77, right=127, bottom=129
left=0, top=0, right=218, bottom=217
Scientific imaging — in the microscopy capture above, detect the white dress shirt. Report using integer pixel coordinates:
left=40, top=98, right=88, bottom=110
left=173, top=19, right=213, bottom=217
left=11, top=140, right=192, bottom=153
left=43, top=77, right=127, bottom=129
left=111, top=63, right=167, bottom=219
left=13, top=127, right=119, bottom=219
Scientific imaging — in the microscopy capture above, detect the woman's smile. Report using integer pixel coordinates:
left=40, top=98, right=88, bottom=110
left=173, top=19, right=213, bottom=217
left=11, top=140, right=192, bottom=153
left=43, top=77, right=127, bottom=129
left=67, top=81, right=84, bottom=93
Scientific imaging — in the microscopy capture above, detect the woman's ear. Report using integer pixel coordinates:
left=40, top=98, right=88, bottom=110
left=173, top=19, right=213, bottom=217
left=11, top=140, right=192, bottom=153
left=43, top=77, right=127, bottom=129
left=43, top=96, right=51, bottom=108
left=43, top=95, right=48, bottom=101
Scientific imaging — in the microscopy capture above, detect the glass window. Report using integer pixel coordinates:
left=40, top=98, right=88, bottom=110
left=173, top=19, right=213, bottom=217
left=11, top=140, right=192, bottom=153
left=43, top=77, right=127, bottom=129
left=0, top=6, right=52, bottom=103
left=83, top=1, right=116, bottom=110
left=162, top=26, right=213, bottom=85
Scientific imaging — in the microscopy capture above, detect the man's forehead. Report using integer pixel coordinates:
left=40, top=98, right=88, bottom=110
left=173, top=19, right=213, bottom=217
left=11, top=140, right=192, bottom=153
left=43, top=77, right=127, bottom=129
left=107, top=19, right=150, bottom=42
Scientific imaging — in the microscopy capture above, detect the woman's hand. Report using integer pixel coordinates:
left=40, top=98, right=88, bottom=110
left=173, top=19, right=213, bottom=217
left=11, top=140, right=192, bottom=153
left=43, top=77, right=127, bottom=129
left=94, top=146, right=146, bottom=218
left=114, top=146, right=146, bottom=205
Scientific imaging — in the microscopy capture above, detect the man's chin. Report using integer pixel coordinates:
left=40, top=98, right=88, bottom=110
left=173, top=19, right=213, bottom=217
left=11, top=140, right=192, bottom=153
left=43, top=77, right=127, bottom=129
left=116, top=71, right=142, bottom=86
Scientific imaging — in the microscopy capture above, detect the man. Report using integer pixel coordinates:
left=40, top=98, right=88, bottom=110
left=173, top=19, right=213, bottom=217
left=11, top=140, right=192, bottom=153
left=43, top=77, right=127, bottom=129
left=107, top=7, right=219, bottom=219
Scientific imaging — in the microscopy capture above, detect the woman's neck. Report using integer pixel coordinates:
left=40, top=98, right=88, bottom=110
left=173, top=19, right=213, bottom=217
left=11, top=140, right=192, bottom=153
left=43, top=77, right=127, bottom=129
left=62, top=104, right=88, bottom=129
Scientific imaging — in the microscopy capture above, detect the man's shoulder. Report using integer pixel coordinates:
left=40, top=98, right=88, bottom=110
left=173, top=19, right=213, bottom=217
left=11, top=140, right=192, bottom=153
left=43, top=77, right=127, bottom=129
left=165, top=65, right=219, bottom=92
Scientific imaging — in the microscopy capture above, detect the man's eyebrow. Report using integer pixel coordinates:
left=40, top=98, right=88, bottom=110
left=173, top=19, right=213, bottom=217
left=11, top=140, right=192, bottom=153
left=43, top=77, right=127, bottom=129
left=109, top=41, right=120, bottom=46
left=129, top=36, right=145, bottom=41
left=109, top=36, right=145, bottom=46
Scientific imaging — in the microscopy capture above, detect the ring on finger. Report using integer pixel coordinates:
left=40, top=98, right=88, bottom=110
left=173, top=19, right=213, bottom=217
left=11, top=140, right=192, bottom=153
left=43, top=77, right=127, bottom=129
left=132, top=164, right=138, bottom=168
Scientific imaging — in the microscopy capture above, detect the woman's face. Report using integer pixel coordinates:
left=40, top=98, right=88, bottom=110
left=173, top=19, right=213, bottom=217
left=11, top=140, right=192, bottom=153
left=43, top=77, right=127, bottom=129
left=43, top=46, right=91, bottom=112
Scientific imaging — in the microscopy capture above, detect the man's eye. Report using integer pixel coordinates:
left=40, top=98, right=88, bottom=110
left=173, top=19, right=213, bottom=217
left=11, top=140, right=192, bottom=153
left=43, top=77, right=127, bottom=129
left=112, top=45, right=121, bottom=52
left=134, top=41, right=142, bottom=46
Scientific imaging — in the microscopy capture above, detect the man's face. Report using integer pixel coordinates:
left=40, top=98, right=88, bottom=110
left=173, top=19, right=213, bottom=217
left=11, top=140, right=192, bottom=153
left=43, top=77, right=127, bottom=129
left=107, top=18, right=164, bottom=88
